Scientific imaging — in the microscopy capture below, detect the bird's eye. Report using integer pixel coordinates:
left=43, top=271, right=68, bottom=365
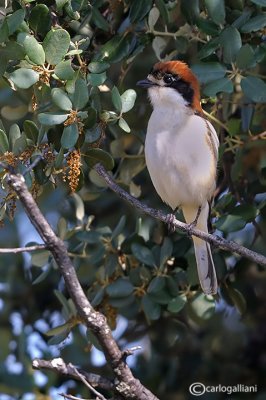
left=164, top=75, right=173, bottom=84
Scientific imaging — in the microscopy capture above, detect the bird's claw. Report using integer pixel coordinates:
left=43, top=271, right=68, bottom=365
left=166, top=213, right=176, bottom=234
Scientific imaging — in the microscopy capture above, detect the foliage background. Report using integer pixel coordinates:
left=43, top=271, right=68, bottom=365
left=0, top=0, right=266, bottom=399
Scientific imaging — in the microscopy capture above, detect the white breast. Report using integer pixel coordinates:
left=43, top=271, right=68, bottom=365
left=145, top=106, right=218, bottom=210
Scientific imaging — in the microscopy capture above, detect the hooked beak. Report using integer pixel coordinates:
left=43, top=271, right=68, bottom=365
left=137, top=78, right=156, bottom=88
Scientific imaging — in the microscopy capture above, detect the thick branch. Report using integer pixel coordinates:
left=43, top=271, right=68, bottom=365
left=0, top=244, right=46, bottom=253
left=95, top=164, right=266, bottom=267
left=32, top=358, right=114, bottom=391
left=7, top=172, right=158, bottom=400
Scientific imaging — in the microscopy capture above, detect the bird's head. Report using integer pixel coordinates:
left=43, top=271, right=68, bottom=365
left=137, top=61, right=202, bottom=114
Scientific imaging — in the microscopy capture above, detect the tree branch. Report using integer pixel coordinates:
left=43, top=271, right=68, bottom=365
left=0, top=244, right=46, bottom=253
left=7, top=172, right=158, bottom=400
left=94, top=164, right=266, bottom=267
left=32, top=358, right=114, bottom=391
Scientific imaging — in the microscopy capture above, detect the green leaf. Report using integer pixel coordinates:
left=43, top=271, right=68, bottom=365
left=61, top=123, right=79, bottom=149
left=45, top=322, right=70, bottom=337
left=9, top=124, right=21, bottom=151
left=0, top=129, right=9, bottom=153
left=191, top=62, right=226, bottom=84
left=106, top=278, right=134, bottom=298
left=142, top=294, right=161, bottom=320
left=71, top=78, right=89, bottom=110
left=160, top=237, right=173, bottom=267
left=203, top=77, right=233, bottom=96
left=204, top=0, right=225, bottom=25
left=196, top=17, right=220, bottom=35
left=29, top=4, right=51, bottom=36
left=240, top=13, right=266, bottom=33
left=9, top=68, right=39, bottom=89
left=111, top=215, right=126, bottom=240
left=197, top=38, right=220, bottom=60
left=51, top=88, right=73, bottom=111
left=111, top=86, right=122, bottom=112
left=17, top=33, right=45, bottom=65
left=96, top=33, right=134, bottom=64
left=54, top=60, right=75, bottom=80
left=38, top=112, right=68, bottom=125
left=250, top=0, right=266, bottom=5
left=220, top=27, right=242, bottom=64
left=13, top=133, right=27, bottom=155
left=76, top=231, right=101, bottom=243
left=188, top=293, right=215, bottom=320
left=88, top=61, right=110, bottom=74
left=215, top=214, right=246, bottom=233
left=118, top=117, right=131, bottom=133
left=48, top=331, right=69, bottom=345
left=167, top=296, right=187, bottom=313
left=23, top=120, right=38, bottom=143
left=43, top=29, right=70, bottom=65
left=85, top=107, right=97, bottom=129
left=231, top=204, right=257, bottom=221
left=155, top=0, right=169, bottom=24
left=180, top=0, right=200, bottom=24
left=85, top=148, right=114, bottom=170
left=236, top=44, right=255, bottom=69
left=148, top=7, right=160, bottom=29
left=147, top=276, right=165, bottom=294
left=6, top=9, right=25, bottom=35
left=129, top=0, right=153, bottom=23
left=241, top=77, right=266, bottom=103
left=121, top=89, right=137, bottom=113
left=0, top=20, right=9, bottom=43
left=88, top=72, right=107, bottom=87
left=0, top=41, right=25, bottom=60
left=131, top=243, right=156, bottom=267
left=31, top=250, right=50, bottom=267
left=91, top=7, right=109, bottom=31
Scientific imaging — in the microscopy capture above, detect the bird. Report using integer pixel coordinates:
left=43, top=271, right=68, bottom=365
left=137, top=60, right=219, bottom=295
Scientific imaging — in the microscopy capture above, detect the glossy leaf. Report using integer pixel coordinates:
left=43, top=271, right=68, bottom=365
left=51, top=88, right=73, bottom=111
left=71, top=78, right=89, bottom=110
left=17, top=33, right=45, bottom=65
left=240, top=14, right=266, bottom=33
left=9, top=68, right=39, bottom=89
left=96, top=33, right=135, bottom=63
left=191, top=63, right=226, bottom=84
left=155, top=0, right=169, bottom=24
left=241, top=77, right=266, bottom=103
left=118, top=118, right=131, bottom=133
left=220, top=27, right=242, bottom=64
left=54, top=60, right=75, bottom=80
left=31, top=250, right=50, bottom=267
left=111, top=86, right=122, bottom=112
left=167, top=296, right=187, bottom=313
left=84, top=148, right=114, bottom=170
left=6, top=9, right=25, bottom=35
left=204, top=0, right=225, bottom=25
left=147, top=276, right=165, bottom=294
left=29, top=4, right=51, bottom=36
left=203, top=78, right=233, bottom=96
left=38, top=112, right=68, bottom=126
left=88, top=62, right=110, bottom=73
left=131, top=243, right=156, bottom=267
left=106, top=278, right=134, bottom=298
left=121, top=89, right=137, bottom=113
left=236, top=44, right=255, bottom=69
left=197, top=38, right=220, bottom=59
left=23, top=120, right=38, bottom=143
left=91, top=7, right=109, bottom=31
left=142, top=294, right=161, bottom=320
left=129, top=0, right=153, bottom=23
left=0, top=129, right=9, bottom=153
left=43, top=29, right=70, bottom=65
left=61, top=123, right=79, bottom=149
left=9, top=124, right=21, bottom=151
left=111, top=215, right=126, bottom=240
left=160, top=237, right=173, bottom=267
left=88, top=72, right=107, bottom=87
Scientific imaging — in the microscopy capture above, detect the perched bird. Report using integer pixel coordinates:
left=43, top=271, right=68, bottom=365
left=137, top=61, right=219, bottom=295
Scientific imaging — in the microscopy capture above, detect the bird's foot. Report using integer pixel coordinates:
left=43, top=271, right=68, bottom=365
left=166, top=213, right=176, bottom=234
left=187, top=206, right=202, bottom=235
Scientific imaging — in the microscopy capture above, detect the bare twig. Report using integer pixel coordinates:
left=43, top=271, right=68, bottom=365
left=7, top=172, right=158, bottom=400
left=32, top=358, right=114, bottom=391
left=0, top=244, right=46, bottom=253
left=94, top=164, right=266, bottom=267
left=69, top=364, right=108, bottom=400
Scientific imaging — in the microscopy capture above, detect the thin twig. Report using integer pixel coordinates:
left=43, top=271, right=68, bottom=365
left=32, top=358, right=114, bottom=391
left=70, top=364, right=107, bottom=400
left=0, top=244, right=46, bottom=254
left=94, top=164, right=266, bottom=267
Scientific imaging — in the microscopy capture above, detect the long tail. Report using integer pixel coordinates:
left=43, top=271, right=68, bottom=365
left=182, top=203, right=218, bottom=295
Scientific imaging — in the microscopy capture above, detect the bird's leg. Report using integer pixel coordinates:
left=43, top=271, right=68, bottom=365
left=187, top=206, right=202, bottom=234
left=166, top=213, right=176, bottom=234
